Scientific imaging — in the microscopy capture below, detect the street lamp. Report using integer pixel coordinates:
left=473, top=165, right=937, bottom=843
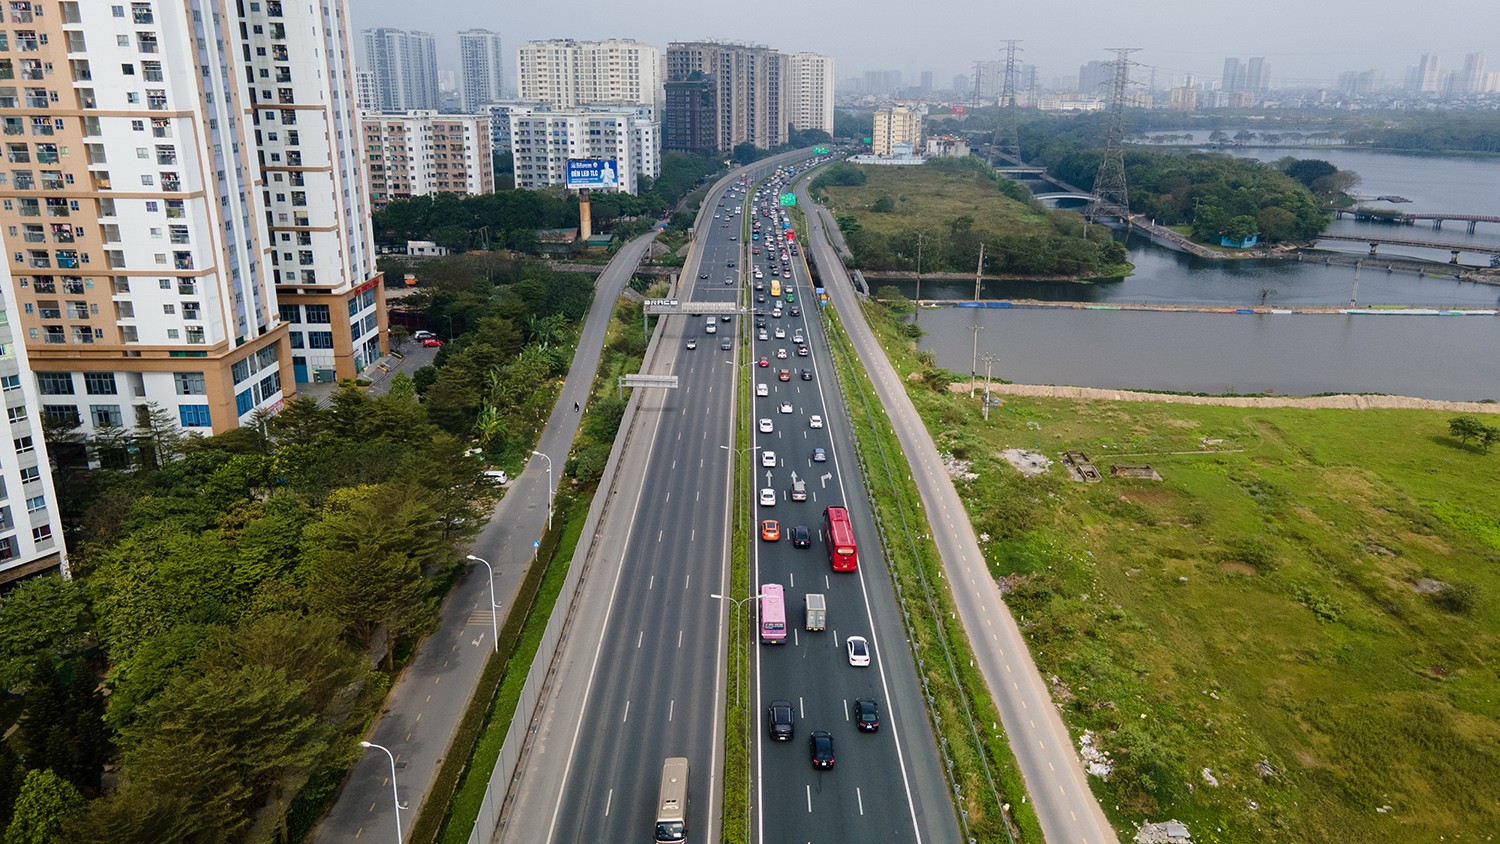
left=359, top=741, right=405, bottom=844
left=709, top=592, right=767, bottom=705
left=531, top=450, right=553, bottom=531
left=465, top=555, right=501, bottom=653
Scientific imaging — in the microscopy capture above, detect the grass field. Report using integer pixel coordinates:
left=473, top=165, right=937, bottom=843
left=862, top=302, right=1500, bottom=843
left=821, top=164, right=1054, bottom=241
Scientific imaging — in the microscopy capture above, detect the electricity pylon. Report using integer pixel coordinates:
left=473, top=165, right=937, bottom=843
left=1087, top=48, right=1139, bottom=226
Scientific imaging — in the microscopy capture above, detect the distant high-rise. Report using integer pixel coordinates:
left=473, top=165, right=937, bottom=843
left=1461, top=53, right=1487, bottom=93
left=1222, top=57, right=1269, bottom=96
left=666, top=42, right=789, bottom=151
left=459, top=30, right=506, bottom=113
left=872, top=106, right=922, bottom=156
left=516, top=39, right=661, bottom=110
left=363, top=28, right=440, bottom=111
left=1405, top=53, right=1442, bottom=93
left=952, top=74, right=971, bottom=97
left=788, top=53, right=836, bottom=136
left=919, top=71, right=934, bottom=95
left=1078, top=60, right=1111, bottom=93
left=1222, top=58, right=1245, bottom=92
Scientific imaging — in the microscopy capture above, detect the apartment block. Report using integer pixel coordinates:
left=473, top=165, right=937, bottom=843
left=458, top=29, right=504, bottom=114
left=510, top=107, right=659, bottom=195
left=788, top=52, right=834, bottom=136
left=872, top=106, right=923, bottom=156
left=362, top=27, right=439, bottom=112
left=362, top=111, right=493, bottom=211
left=665, top=41, right=788, bottom=152
left=516, top=39, right=660, bottom=110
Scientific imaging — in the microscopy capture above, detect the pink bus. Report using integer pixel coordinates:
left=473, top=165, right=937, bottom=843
left=759, top=583, right=787, bottom=644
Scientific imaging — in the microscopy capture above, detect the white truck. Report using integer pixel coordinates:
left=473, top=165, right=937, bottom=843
left=804, top=593, right=826, bottom=631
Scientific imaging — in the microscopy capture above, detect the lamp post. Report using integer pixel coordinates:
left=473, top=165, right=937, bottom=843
left=711, top=589, right=765, bottom=844
left=465, top=555, right=501, bottom=653
left=531, top=450, right=553, bottom=531
left=359, top=741, right=405, bottom=844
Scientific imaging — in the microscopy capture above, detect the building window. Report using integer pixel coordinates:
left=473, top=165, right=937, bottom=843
left=308, top=331, right=334, bottom=349
left=235, top=389, right=253, bottom=415
left=0, top=374, right=18, bottom=391
left=83, top=371, right=116, bottom=394
left=288, top=332, right=304, bottom=349
left=173, top=371, right=205, bottom=394
left=278, top=303, right=299, bottom=323
left=178, top=404, right=211, bottom=427
left=32, top=524, right=51, bottom=543
left=19, top=466, right=39, bottom=484
left=13, top=436, right=32, bottom=454
left=258, top=371, right=281, bottom=399
left=90, top=404, right=122, bottom=427
left=305, top=304, right=330, bottom=323
left=26, top=496, right=45, bottom=514
left=42, top=405, right=79, bottom=427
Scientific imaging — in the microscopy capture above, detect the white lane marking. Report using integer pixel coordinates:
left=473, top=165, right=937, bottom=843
left=605, top=789, right=613, bottom=817
left=684, top=574, right=690, bottom=591
left=622, top=701, right=629, bottom=722
left=669, top=699, right=675, bottom=722
left=806, top=784, right=812, bottom=813
left=857, top=787, right=865, bottom=815
left=636, top=631, right=643, bottom=648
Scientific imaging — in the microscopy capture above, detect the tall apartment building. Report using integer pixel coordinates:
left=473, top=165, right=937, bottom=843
left=1222, top=57, right=1270, bottom=94
left=665, top=41, right=788, bottom=153
left=662, top=78, right=716, bottom=154
left=1405, top=53, right=1442, bottom=93
left=362, top=28, right=439, bottom=111
left=510, top=107, right=659, bottom=195
left=459, top=30, right=505, bottom=114
left=516, top=39, right=660, bottom=110
left=0, top=261, right=65, bottom=583
left=362, top=112, right=493, bottom=211
left=355, top=69, right=379, bottom=110
left=788, top=53, right=834, bottom=136
left=0, top=0, right=386, bottom=447
left=872, top=106, right=922, bottom=156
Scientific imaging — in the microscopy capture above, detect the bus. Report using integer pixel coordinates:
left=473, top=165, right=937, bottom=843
left=770, top=278, right=782, bottom=298
left=654, top=757, right=689, bottom=843
left=824, top=506, right=858, bottom=571
left=759, top=583, right=787, bottom=643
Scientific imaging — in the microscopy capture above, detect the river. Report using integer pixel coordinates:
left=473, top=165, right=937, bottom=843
left=905, top=146, right=1500, bottom=400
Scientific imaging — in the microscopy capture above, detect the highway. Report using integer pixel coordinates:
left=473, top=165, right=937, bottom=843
left=498, top=154, right=961, bottom=844
left=798, top=173, right=1121, bottom=844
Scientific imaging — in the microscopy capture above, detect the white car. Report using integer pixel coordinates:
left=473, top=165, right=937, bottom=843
left=775, top=349, right=788, bottom=359
left=846, top=636, right=870, bottom=666
left=761, top=450, right=777, bottom=467
left=759, top=418, right=773, bottom=433
left=779, top=401, right=793, bottom=414
left=758, top=329, right=769, bottom=341
left=760, top=488, right=777, bottom=506
left=774, top=327, right=786, bottom=339
left=809, top=415, right=823, bottom=429
left=756, top=383, right=769, bottom=397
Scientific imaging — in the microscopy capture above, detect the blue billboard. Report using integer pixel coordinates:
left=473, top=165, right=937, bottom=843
left=565, top=158, right=619, bottom=190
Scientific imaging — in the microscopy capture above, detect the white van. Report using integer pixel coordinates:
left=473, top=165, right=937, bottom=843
left=705, top=318, right=716, bottom=334
left=756, top=383, right=769, bottom=397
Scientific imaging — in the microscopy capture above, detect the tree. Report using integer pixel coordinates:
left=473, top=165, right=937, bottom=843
left=1448, top=415, right=1490, bottom=447
left=132, top=403, right=186, bottom=469
left=3, top=769, right=84, bottom=844
left=731, top=142, right=762, bottom=165
left=0, top=577, right=90, bottom=690
left=65, top=786, right=221, bottom=844
left=17, top=658, right=66, bottom=774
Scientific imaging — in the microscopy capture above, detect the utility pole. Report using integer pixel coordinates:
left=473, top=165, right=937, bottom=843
left=969, top=324, right=982, bottom=397
left=972, top=60, right=984, bottom=109
left=1088, top=48, right=1140, bottom=228
left=973, top=241, right=985, bottom=302
left=914, top=231, right=926, bottom=314
left=1349, top=259, right=1362, bottom=307
left=992, top=40, right=1023, bottom=164
left=981, top=354, right=997, bottom=421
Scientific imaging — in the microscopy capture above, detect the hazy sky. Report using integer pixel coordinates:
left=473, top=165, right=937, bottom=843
left=347, top=0, right=1498, bottom=89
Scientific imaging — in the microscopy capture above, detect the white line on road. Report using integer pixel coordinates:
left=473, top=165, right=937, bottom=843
left=605, top=789, right=613, bottom=816
left=857, top=787, right=865, bottom=815
left=678, top=629, right=683, bottom=648
left=668, top=699, right=675, bottom=722
left=806, top=785, right=812, bottom=813
left=637, top=631, right=643, bottom=648
left=622, top=701, right=629, bottom=722
left=685, top=574, right=691, bottom=591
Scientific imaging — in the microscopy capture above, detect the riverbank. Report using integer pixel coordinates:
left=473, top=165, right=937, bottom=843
left=946, top=381, right=1500, bottom=413
left=911, top=298, right=1499, bottom=316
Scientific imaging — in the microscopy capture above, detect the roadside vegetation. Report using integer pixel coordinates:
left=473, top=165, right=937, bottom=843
left=810, top=157, right=1129, bottom=278
left=860, top=297, right=1500, bottom=842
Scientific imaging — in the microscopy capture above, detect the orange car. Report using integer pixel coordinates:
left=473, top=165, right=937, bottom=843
left=777, top=368, right=791, bottom=382
left=760, top=519, right=781, bottom=541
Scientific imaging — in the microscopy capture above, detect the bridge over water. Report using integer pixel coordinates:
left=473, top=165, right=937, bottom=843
left=1315, top=233, right=1500, bottom=264
left=1333, top=208, right=1500, bottom=233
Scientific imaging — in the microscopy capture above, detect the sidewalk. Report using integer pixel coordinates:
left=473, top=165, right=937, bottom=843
left=313, top=232, right=660, bottom=843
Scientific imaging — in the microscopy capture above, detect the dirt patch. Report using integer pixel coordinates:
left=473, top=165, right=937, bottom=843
left=952, top=381, right=1500, bottom=413
left=999, top=448, right=1052, bottom=477
left=1121, top=489, right=1176, bottom=506
left=1220, top=562, right=1259, bottom=576
left=1412, top=577, right=1448, bottom=594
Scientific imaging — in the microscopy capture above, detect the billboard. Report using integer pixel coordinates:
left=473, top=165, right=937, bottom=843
left=565, top=158, right=619, bottom=190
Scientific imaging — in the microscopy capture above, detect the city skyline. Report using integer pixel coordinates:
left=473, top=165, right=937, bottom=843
left=347, top=0, right=1499, bottom=91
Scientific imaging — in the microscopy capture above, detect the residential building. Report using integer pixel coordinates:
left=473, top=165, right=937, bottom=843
left=1168, top=85, right=1199, bottom=112
left=662, top=78, right=717, bottom=155
left=1460, top=52, right=1487, bottom=94
left=516, top=39, right=660, bottom=110
left=788, top=53, right=835, bottom=136
left=1223, top=57, right=1270, bottom=95
left=459, top=30, right=505, bottom=113
left=355, top=70, right=379, bottom=110
left=478, top=101, right=550, bottom=154
left=1405, top=53, right=1442, bottom=93
left=872, top=106, right=922, bottom=156
left=510, top=107, right=659, bottom=195
left=665, top=41, right=788, bottom=152
left=361, top=112, right=494, bottom=211
left=362, top=28, right=439, bottom=111
left=0, top=261, right=65, bottom=583
left=0, top=0, right=386, bottom=449
left=1078, top=60, right=1111, bottom=94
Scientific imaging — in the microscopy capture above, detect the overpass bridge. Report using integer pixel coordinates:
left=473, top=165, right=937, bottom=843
left=1315, top=233, right=1500, bottom=264
left=1333, top=208, right=1500, bottom=233
left=1034, top=192, right=1095, bottom=202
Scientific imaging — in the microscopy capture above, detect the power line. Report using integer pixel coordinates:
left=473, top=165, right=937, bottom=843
left=1088, top=48, right=1140, bottom=226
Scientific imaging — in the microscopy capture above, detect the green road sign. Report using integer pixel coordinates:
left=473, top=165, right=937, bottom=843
left=813, top=146, right=829, bottom=154
left=779, top=193, right=796, bottom=206
left=862, top=137, right=872, bottom=145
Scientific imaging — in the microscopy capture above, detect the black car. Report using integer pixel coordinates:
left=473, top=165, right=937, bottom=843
left=800, top=369, right=813, bottom=381
left=790, top=525, right=811, bottom=548
left=768, top=699, right=795, bottom=740
left=756, top=319, right=767, bottom=329
left=756, top=294, right=766, bottom=303
left=853, top=697, right=880, bottom=732
left=727, top=260, right=736, bottom=267
left=809, top=730, right=835, bottom=769
left=699, top=272, right=709, bottom=279
left=789, top=306, right=801, bottom=317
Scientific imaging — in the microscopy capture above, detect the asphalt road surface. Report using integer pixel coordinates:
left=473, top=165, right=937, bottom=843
left=799, top=174, right=1120, bottom=844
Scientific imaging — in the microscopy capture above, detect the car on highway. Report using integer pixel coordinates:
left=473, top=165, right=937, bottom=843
left=756, top=383, right=769, bottom=397
left=853, top=697, right=880, bottom=732
left=727, top=260, right=736, bottom=267
left=775, top=348, right=788, bottom=359
left=809, top=415, right=823, bottom=428
left=797, top=346, right=809, bottom=357
left=774, top=327, right=785, bottom=339
left=758, top=356, right=769, bottom=367
left=771, top=308, right=783, bottom=318
left=761, top=450, right=777, bottom=467
left=756, top=294, right=766, bottom=303
left=686, top=338, right=697, bottom=350
left=724, top=277, right=734, bottom=285
left=812, top=447, right=827, bottom=462
left=720, top=339, right=732, bottom=350
left=800, top=368, right=813, bottom=381
left=846, top=636, right=870, bottom=667
left=778, top=401, right=793, bottom=414
left=790, top=306, right=801, bottom=317
left=778, top=369, right=791, bottom=382
left=754, top=280, right=764, bottom=290
left=809, top=730, right=835, bottom=769
left=768, top=699, right=795, bottom=740
left=759, top=418, right=773, bottom=433
left=785, top=292, right=796, bottom=303
left=699, top=272, right=709, bottom=279
left=759, top=488, right=776, bottom=506
left=758, top=329, right=769, bottom=340
left=761, top=519, right=781, bottom=541
left=721, top=314, right=732, bottom=322
left=790, top=524, right=811, bottom=548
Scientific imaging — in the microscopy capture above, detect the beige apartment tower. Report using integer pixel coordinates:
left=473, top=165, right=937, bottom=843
left=872, top=106, right=923, bottom=156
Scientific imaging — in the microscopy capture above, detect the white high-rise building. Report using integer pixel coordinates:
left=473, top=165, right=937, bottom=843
left=511, top=108, right=659, bottom=195
left=459, top=30, right=506, bottom=113
left=361, top=112, right=494, bottom=211
left=362, top=28, right=440, bottom=111
left=516, top=40, right=661, bottom=110
left=1406, top=53, right=1442, bottom=93
left=788, top=53, right=835, bottom=136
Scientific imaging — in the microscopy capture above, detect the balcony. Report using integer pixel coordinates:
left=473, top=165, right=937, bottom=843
left=132, top=6, right=154, bottom=25
left=42, top=328, right=65, bottom=344
left=27, top=256, right=49, bottom=268
left=21, top=232, right=44, bottom=243
left=66, top=305, right=88, bottom=320
left=156, top=150, right=176, bottom=165
left=37, top=307, right=60, bottom=320
left=62, top=278, right=85, bottom=294
left=2, top=121, right=22, bottom=136
left=31, top=278, right=53, bottom=293
left=173, top=254, right=193, bottom=270
left=151, top=119, right=171, bottom=138
left=69, top=328, right=93, bottom=344
left=12, top=174, right=34, bottom=190
left=15, top=37, right=38, bottom=53
left=161, top=175, right=180, bottom=192
left=165, top=201, right=184, bottom=219
left=40, top=174, right=63, bottom=191
left=55, top=251, right=79, bottom=269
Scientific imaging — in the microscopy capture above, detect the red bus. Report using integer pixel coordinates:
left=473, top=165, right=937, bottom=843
left=824, top=506, right=858, bottom=571
left=759, top=583, right=787, bottom=643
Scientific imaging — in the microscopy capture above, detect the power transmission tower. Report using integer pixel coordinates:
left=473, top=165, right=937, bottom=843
left=972, top=60, right=983, bottom=109
left=991, top=40, right=1023, bottom=164
left=1088, top=48, right=1139, bottom=226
